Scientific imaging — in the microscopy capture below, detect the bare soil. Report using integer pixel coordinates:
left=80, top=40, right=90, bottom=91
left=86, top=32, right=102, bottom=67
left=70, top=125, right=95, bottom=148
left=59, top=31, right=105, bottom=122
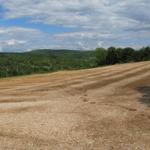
left=0, top=61, right=150, bottom=150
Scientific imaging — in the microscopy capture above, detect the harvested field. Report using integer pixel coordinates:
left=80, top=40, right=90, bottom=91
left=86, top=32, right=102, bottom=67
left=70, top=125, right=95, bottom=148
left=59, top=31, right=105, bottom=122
left=0, top=61, right=150, bottom=150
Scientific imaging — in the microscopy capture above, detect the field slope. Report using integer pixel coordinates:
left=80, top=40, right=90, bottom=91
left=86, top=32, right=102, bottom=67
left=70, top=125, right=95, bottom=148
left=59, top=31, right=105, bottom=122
left=0, top=61, right=150, bottom=150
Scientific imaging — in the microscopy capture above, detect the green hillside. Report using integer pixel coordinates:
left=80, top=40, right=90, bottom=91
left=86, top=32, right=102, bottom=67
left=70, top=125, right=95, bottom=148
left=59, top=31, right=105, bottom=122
left=0, top=47, right=149, bottom=78
left=0, top=49, right=96, bottom=78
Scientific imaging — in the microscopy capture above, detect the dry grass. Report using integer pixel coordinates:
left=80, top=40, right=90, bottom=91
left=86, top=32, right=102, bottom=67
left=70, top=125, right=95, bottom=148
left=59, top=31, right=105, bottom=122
left=0, top=61, right=150, bottom=150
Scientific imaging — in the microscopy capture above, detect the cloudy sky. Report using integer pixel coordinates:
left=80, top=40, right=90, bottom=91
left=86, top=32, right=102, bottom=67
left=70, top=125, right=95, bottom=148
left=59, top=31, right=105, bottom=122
left=0, top=0, right=150, bottom=52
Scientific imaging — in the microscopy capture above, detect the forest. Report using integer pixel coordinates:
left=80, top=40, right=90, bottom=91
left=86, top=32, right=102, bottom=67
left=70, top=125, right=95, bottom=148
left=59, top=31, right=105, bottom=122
left=0, top=47, right=149, bottom=78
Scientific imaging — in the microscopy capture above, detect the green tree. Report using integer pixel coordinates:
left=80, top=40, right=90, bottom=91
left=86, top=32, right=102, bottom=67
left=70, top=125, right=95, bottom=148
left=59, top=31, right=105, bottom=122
left=142, top=47, right=150, bottom=60
left=121, top=47, right=135, bottom=62
left=95, top=48, right=107, bottom=66
left=106, top=47, right=118, bottom=65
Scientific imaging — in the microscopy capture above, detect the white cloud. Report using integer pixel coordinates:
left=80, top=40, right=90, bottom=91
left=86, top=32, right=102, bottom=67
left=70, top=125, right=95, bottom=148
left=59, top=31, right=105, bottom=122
left=1, top=0, right=149, bottom=30
left=5, top=39, right=26, bottom=46
left=0, top=29, right=8, bottom=34
left=0, top=0, right=149, bottom=51
left=0, top=27, right=51, bottom=51
left=0, top=46, right=3, bottom=52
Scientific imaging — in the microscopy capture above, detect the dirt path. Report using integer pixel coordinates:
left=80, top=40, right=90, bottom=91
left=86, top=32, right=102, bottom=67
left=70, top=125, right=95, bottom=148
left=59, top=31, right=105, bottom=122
left=0, top=61, right=150, bottom=150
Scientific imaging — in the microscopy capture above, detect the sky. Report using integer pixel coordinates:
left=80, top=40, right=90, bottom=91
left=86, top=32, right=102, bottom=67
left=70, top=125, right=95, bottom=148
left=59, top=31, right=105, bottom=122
left=0, top=0, right=150, bottom=52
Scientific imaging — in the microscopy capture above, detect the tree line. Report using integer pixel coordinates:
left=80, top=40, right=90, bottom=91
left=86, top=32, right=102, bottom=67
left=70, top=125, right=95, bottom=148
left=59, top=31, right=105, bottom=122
left=95, top=47, right=150, bottom=66
left=0, top=47, right=149, bottom=78
left=0, top=50, right=96, bottom=78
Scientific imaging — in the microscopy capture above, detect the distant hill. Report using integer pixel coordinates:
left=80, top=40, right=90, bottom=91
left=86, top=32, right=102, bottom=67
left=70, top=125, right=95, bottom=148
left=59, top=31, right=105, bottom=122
left=0, top=49, right=96, bottom=78
left=0, top=47, right=149, bottom=78
left=27, top=49, right=94, bottom=57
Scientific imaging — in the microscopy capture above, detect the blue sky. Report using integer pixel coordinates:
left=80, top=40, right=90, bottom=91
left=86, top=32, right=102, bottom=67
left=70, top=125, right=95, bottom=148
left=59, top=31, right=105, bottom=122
left=0, top=0, right=150, bottom=52
left=0, top=17, right=76, bottom=34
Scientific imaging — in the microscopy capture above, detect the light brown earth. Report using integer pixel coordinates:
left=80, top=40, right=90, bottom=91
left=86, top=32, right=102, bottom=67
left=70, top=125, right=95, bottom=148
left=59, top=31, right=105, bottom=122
left=0, top=61, right=150, bottom=150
